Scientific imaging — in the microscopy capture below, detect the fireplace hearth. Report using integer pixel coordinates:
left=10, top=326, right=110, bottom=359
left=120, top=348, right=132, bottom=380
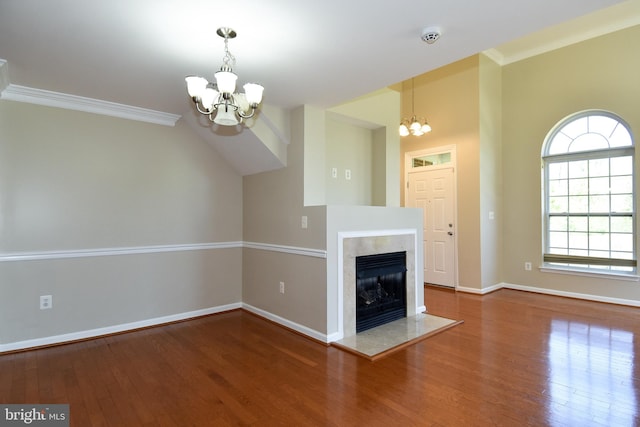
left=356, top=251, right=407, bottom=333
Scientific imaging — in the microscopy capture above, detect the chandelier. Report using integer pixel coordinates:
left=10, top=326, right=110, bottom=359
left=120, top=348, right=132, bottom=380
left=399, top=78, right=431, bottom=137
left=185, top=27, right=264, bottom=126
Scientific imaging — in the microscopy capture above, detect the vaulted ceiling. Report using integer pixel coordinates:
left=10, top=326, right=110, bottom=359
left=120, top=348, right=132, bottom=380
left=1, top=0, right=638, bottom=175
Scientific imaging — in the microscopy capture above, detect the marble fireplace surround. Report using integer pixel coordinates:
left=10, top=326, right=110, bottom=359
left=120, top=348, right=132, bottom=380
left=337, top=229, right=422, bottom=340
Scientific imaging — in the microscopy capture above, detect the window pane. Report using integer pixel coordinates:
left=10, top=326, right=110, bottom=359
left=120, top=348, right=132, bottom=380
left=548, top=134, right=571, bottom=155
left=589, top=115, right=618, bottom=137
left=549, top=179, right=568, bottom=196
left=569, top=134, right=608, bottom=152
left=569, top=232, right=588, bottom=249
left=589, top=195, right=609, bottom=213
left=612, top=251, right=633, bottom=260
left=611, top=156, right=632, bottom=176
left=609, top=124, right=633, bottom=147
left=550, top=232, right=567, bottom=248
left=589, top=217, right=609, bottom=232
left=549, top=217, right=567, bottom=231
left=569, top=160, right=588, bottom=178
left=612, top=194, right=633, bottom=213
left=589, top=158, right=609, bottom=177
left=569, top=216, right=587, bottom=231
left=611, top=233, right=633, bottom=252
left=562, top=116, right=587, bottom=138
left=611, top=217, right=632, bottom=233
left=589, top=177, right=609, bottom=194
left=550, top=196, right=568, bottom=213
left=611, top=175, right=632, bottom=194
left=568, top=249, right=588, bottom=256
left=548, top=162, right=568, bottom=179
left=569, top=178, right=588, bottom=195
left=589, top=233, right=609, bottom=251
left=412, top=152, right=451, bottom=168
left=569, top=196, right=588, bottom=212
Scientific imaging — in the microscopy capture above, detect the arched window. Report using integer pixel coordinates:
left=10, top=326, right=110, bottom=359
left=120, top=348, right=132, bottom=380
left=542, top=110, right=636, bottom=275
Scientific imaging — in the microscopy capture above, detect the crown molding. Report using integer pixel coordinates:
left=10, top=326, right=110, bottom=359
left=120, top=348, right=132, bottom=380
left=0, top=83, right=180, bottom=126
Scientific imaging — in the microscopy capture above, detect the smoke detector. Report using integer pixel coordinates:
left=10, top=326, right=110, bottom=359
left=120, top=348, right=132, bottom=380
left=421, top=27, right=441, bottom=44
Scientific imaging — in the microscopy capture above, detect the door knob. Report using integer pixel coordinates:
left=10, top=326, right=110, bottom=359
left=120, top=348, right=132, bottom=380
left=448, top=231, right=454, bottom=236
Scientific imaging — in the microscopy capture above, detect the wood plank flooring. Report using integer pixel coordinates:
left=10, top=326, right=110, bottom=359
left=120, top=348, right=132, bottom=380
left=1, top=287, right=639, bottom=426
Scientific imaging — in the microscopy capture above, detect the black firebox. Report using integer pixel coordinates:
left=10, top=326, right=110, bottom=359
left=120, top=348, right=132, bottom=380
left=355, top=251, right=407, bottom=333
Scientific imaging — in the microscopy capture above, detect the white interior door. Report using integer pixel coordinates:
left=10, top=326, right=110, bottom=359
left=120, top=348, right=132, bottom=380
left=408, top=167, right=456, bottom=287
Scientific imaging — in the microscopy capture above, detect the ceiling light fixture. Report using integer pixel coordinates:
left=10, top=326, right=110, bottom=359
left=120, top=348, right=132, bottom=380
left=185, top=27, right=264, bottom=126
left=399, top=78, right=431, bottom=137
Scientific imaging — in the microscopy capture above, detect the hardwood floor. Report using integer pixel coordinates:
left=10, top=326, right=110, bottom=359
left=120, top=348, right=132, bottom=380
left=2, top=287, right=639, bottom=426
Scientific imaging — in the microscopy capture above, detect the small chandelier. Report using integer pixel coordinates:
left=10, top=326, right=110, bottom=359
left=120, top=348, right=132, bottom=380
left=399, top=78, right=431, bottom=137
left=185, top=27, right=264, bottom=126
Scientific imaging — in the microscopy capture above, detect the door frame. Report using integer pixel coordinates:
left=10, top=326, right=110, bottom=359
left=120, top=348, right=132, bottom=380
left=404, top=145, right=458, bottom=289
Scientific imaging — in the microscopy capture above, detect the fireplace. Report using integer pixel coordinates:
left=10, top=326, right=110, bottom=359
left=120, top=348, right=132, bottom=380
left=356, top=251, right=407, bottom=333
left=338, top=229, right=421, bottom=341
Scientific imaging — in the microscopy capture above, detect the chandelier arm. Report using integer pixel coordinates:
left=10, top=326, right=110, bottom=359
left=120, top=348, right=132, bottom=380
left=194, top=101, right=214, bottom=115
left=237, top=106, right=257, bottom=119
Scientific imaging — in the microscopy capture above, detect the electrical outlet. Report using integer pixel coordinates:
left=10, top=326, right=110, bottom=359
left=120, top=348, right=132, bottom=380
left=279, top=282, right=285, bottom=294
left=331, top=167, right=337, bottom=178
left=40, top=295, right=52, bottom=310
left=525, top=262, right=532, bottom=271
left=301, top=216, right=308, bottom=229
left=345, top=169, right=352, bottom=180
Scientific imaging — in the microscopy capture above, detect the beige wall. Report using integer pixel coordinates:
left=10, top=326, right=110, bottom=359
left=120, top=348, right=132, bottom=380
left=325, top=116, right=374, bottom=206
left=243, top=106, right=328, bottom=333
left=502, top=24, right=640, bottom=301
left=0, top=102, right=243, bottom=345
left=400, top=56, right=484, bottom=289
left=328, top=88, right=402, bottom=207
left=479, top=54, right=503, bottom=288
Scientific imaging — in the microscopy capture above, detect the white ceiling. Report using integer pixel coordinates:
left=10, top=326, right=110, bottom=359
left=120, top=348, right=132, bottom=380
left=1, top=0, right=637, bottom=118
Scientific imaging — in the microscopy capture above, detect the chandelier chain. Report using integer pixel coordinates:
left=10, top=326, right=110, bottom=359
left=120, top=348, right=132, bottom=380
left=398, top=77, right=431, bottom=137
left=221, top=36, right=236, bottom=72
left=411, top=78, right=415, bottom=117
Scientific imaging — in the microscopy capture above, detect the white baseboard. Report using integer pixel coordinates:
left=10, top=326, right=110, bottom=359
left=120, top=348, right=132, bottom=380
left=8, top=282, right=637, bottom=353
left=501, top=282, right=640, bottom=307
left=242, top=303, right=329, bottom=343
left=0, top=303, right=242, bottom=353
left=455, top=282, right=640, bottom=307
left=455, top=283, right=502, bottom=294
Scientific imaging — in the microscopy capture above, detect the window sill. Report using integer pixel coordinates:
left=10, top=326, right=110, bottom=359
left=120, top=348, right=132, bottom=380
left=540, top=265, right=640, bottom=282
